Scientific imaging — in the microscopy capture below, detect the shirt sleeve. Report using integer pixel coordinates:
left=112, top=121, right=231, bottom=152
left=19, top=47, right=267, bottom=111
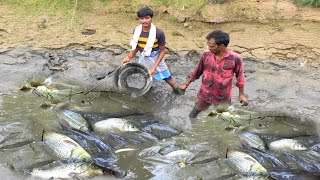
left=234, top=56, right=245, bottom=88
left=189, top=52, right=206, bottom=81
left=157, top=29, right=165, bottom=46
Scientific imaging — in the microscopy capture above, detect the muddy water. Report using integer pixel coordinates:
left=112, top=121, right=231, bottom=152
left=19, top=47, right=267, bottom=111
left=0, top=46, right=320, bottom=179
left=0, top=81, right=320, bottom=180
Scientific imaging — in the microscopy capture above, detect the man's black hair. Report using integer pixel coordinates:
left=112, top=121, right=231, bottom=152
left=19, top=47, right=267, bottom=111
left=206, top=30, right=230, bottom=47
left=137, top=6, right=154, bottom=18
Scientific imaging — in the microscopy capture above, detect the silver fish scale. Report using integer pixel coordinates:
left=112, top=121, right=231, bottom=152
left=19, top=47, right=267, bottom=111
left=240, top=132, right=266, bottom=150
left=142, top=123, right=180, bottom=140
left=31, top=163, right=102, bottom=179
left=44, top=133, right=81, bottom=160
left=228, top=151, right=265, bottom=176
left=269, top=139, right=307, bottom=151
left=58, top=110, right=89, bottom=130
left=95, top=118, right=126, bottom=128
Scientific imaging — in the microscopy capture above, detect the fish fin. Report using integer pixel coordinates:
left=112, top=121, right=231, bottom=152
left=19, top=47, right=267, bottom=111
left=240, top=140, right=251, bottom=150
left=58, top=118, right=71, bottom=130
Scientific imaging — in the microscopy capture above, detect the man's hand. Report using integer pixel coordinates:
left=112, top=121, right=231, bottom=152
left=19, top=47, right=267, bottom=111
left=150, top=67, right=156, bottom=77
left=239, top=94, right=248, bottom=106
left=121, top=56, right=131, bottom=64
left=180, top=83, right=189, bottom=91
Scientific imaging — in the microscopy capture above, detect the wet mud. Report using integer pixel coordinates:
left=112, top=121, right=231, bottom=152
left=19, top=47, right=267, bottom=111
left=0, top=45, right=320, bottom=179
left=0, top=45, right=319, bottom=129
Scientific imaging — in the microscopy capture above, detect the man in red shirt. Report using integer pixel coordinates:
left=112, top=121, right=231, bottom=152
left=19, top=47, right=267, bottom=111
left=180, top=30, right=248, bottom=118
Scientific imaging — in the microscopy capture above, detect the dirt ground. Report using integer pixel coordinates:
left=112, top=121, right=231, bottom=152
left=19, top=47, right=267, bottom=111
left=0, top=1, right=319, bottom=67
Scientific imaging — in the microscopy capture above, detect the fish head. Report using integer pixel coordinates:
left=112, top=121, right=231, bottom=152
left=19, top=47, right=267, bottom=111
left=124, top=123, right=140, bottom=132
left=251, top=163, right=268, bottom=176
left=70, top=147, right=91, bottom=162
left=293, top=142, right=308, bottom=151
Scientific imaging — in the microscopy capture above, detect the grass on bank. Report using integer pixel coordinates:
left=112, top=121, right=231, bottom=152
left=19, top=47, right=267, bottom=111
left=292, top=0, right=320, bottom=7
left=0, top=0, right=92, bottom=16
left=0, top=0, right=318, bottom=23
left=2, top=0, right=319, bottom=17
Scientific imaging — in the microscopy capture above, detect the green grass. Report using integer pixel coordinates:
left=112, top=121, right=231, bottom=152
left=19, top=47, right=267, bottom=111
left=0, top=0, right=93, bottom=16
left=292, top=0, right=320, bottom=7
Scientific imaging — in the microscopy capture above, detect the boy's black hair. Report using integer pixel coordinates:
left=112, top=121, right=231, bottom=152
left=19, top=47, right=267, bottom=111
left=137, top=6, right=154, bottom=18
left=206, top=30, right=230, bottom=47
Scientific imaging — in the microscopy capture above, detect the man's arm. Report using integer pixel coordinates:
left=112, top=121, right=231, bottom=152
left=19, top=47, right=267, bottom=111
left=234, top=56, right=248, bottom=105
left=238, top=86, right=248, bottom=105
left=180, top=53, right=206, bottom=91
left=122, top=49, right=139, bottom=64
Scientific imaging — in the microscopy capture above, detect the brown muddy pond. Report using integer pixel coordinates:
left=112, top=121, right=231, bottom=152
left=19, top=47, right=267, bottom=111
left=0, top=76, right=319, bottom=180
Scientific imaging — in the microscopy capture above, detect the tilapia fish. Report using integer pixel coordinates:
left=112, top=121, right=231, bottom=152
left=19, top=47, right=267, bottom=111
left=57, top=109, right=90, bottom=131
left=142, top=122, right=181, bottom=140
left=164, top=150, right=194, bottom=161
left=269, top=138, right=307, bottom=151
left=31, top=163, right=103, bottom=179
left=94, top=118, right=139, bottom=132
left=227, top=150, right=268, bottom=176
left=239, top=132, right=267, bottom=151
left=43, top=132, right=91, bottom=162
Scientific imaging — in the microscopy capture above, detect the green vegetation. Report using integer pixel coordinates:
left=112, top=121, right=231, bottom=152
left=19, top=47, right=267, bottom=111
left=292, top=0, right=320, bottom=7
left=0, top=0, right=93, bottom=16
left=0, top=0, right=226, bottom=16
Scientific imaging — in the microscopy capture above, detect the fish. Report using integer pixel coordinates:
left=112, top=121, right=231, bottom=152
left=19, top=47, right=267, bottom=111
left=268, top=168, right=320, bottom=180
left=0, top=140, right=33, bottom=150
left=242, top=148, right=288, bottom=168
left=282, top=152, right=320, bottom=172
left=115, top=148, right=138, bottom=153
left=236, top=176, right=271, bottom=180
left=30, top=163, right=103, bottom=179
left=43, top=132, right=91, bottom=162
left=269, top=138, right=308, bottom=151
left=91, top=152, right=119, bottom=168
left=158, top=144, right=182, bottom=155
left=227, top=150, right=268, bottom=176
left=106, top=133, right=144, bottom=150
left=0, top=132, right=20, bottom=144
left=63, top=127, right=116, bottom=155
left=239, top=132, right=267, bottom=151
left=0, top=122, right=23, bottom=132
left=164, top=150, right=194, bottom=159
left=57, top=109, right=90, bottom=131
left=135, top=131, right=159, bottom=141
left=141, top=122, right=181, bottom=140
left=94, top=118, right=139, bottom=132
left=80, top=111, right=144, bottom=122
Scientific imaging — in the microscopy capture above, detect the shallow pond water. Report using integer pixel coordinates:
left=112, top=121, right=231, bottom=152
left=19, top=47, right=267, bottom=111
left=0, top=79, right=319, bottom=180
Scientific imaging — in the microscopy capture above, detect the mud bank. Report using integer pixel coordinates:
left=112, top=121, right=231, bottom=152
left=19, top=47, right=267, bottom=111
left=0, top=46, right=319, bottom=131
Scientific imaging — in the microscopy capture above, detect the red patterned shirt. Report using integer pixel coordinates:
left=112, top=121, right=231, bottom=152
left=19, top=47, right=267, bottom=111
left=189, top=49, right=245, bottom=105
